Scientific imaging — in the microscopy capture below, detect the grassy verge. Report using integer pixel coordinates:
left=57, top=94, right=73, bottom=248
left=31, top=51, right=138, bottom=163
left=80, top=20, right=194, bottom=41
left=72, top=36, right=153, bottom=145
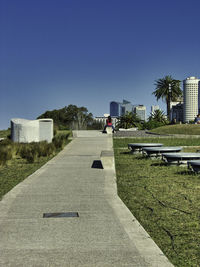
left=150, top=124, right=200, bottom=135
left=115, top=137, right=200, bottom=148
left=0, top=129, right=10, bottom=138
left=114, top=138, right=200, bottom=267
left=0, top=131, right=71, bottom=200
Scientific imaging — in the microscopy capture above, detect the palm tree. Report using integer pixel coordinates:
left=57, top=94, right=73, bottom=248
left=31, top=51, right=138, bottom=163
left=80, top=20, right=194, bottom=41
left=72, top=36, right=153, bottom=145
left=153, top=75, right=182, bottom=121
left=116, top=112, right=141, bottom=129
left=149, top=109, right=168, bottom=123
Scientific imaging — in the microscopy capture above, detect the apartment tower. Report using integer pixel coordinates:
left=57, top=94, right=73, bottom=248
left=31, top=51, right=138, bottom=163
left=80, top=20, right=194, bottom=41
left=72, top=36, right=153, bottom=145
left=183, top=76, right=200, bottom=122
left=134, top=105, right=146, bottom=121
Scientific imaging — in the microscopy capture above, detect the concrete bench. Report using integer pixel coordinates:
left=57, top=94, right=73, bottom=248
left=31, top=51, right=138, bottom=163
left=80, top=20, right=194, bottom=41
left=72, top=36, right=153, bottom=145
left=142, top=146, right=182, bottom=159
left=162, top=152, right=200, bottom=166
left=106, top=127, right=113, bottom=134
left=187, top=160, right=200, bottom=173
left=100, top=150, right=115, bottom=169
left=128, top=143, right=163, bottom=154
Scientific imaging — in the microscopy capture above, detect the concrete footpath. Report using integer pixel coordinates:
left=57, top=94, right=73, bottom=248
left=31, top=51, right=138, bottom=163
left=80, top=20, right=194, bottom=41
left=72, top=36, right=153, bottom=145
left=0, top=131, right=174, bottom=267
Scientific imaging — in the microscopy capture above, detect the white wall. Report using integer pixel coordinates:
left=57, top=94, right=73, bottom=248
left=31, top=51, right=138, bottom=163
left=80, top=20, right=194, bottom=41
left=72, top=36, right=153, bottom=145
left=11, top=118, right=53, bottom=143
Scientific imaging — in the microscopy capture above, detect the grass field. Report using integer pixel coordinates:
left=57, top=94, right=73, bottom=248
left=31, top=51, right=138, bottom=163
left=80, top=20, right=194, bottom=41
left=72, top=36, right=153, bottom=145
left=115, top=137, right=200, bottom=148
left=0, top=130, right=71, bottom=200
left=114, top=137, right=200, bottom=267
left=151, top=124, right=200, bottom=135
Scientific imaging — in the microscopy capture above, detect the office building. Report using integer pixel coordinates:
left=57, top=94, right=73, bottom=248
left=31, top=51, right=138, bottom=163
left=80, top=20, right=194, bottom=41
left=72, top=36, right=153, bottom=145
left=170, top=97, right=183, bottom=122
left=134, top=105, right=146, bottom=121
left=110, top=100, right=133, bottom=117
left=183, top=76, right=200, bottom=122
left=110, top=101, right=121, bottom=116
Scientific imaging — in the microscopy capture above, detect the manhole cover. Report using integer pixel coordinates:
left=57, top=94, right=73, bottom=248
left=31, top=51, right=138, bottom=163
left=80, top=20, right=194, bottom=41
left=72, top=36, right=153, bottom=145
left=43, top=212, right=79, bottom=218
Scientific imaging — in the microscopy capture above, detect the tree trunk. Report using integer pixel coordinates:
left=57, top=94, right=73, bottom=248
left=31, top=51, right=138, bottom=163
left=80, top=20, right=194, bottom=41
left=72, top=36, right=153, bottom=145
left=167, top=100, right=171, bottom=121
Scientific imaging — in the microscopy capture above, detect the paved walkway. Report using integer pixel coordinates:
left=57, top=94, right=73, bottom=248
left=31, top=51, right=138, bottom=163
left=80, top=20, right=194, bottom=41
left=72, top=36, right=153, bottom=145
left=0, top=131, right=173, bottom=266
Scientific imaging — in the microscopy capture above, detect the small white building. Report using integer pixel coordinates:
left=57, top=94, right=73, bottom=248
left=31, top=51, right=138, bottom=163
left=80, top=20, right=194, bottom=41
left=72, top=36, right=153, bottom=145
left=11, top=118, right=53, bottom=143
left=94, top=115, right=118, bottom=127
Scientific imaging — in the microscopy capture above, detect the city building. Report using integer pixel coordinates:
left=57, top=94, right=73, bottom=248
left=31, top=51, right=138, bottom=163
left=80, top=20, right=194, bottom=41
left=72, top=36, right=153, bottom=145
left=110, top=101, right=121, bottom=116
left=110, top=100, right=133, bottom=117
left=183, top=76, right=200, bottom=122
left=170, top=97, right=184, bottom=122
left=134, top=105, right=146, bottom=121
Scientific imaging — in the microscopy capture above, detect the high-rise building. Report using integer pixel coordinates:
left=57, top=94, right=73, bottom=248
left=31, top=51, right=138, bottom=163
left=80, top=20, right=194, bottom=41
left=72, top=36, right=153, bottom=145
left=110, top=101, right=121, bottom=116
left=134, top=105, right=146, bottom=121
left=183, top=76, right=200, bottom=122
left=170, top=97, right=183, bottom=122
left=110, top=100, right=133, bottom=117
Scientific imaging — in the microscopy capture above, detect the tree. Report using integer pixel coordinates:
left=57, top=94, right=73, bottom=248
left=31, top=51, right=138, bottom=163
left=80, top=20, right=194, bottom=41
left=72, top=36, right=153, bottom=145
left=142, top=110, right=168, bottom=130
left=153, top=75, right=182, bottom=121
left=37, top=105, right=93, bottom=130
left=148, top=109, right=168, bottom=124
left=116, top=112, right=142, bottom=129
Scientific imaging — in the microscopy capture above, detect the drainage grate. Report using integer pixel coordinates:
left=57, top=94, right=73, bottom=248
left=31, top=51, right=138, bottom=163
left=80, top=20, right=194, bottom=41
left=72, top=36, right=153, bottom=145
left=43, top=212, right=79, bottom=218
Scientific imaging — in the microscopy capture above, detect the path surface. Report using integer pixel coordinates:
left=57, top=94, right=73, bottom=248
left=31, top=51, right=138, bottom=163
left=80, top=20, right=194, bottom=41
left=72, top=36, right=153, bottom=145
left=0, top=131, right=173, bottom=266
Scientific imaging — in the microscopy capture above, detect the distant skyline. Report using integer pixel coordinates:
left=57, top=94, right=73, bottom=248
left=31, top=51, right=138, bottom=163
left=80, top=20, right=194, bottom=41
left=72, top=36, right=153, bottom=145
left=1, top=0, right=200, bottom=129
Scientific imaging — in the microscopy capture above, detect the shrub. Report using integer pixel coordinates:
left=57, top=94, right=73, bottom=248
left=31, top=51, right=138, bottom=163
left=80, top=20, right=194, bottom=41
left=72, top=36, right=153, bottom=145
left=0, top=145, right=13, bottom=166
left=36, top=141, right=56, bottom=157
left=142, top=120, right=168, bottom=130
left=0, top=139, right=12, bottom=146
left=18, top=144, right=38, bottom=163
left=52, top=133, right=69, bottom=150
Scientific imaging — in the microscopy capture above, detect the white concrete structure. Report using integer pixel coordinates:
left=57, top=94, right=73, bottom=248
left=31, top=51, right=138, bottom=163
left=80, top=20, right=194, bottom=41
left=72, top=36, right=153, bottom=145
left=183, top=76, right=200, bottom=122
left=11, top=118, right=53, bottom=143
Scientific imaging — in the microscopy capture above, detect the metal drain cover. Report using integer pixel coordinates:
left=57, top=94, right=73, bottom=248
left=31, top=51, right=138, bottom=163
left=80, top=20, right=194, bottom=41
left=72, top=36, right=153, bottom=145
left=43, top=212, right=79, bottom=218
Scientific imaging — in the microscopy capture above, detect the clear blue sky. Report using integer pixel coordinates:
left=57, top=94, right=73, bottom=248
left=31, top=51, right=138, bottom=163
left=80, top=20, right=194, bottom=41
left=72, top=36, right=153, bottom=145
left=1, top=0, right=200, bottom=129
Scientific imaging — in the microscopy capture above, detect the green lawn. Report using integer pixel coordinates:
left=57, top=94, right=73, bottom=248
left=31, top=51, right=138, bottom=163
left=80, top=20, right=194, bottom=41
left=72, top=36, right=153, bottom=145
left=114, top=138, right=200, bottom=267
left=0, top=156, right=54, bottom=200
left=115, top=137, right=200, bottom=148
left=151, top=124, right=200, bottom=135
left=0, top=131, right=71, bottom=200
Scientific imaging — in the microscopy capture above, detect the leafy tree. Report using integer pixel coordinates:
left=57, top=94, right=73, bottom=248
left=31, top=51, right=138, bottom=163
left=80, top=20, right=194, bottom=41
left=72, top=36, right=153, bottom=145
left=116, top=112, right=142, bottom=129
left=153, top=75, right=182, bottom=120
left=37, top=105, right=93, bottom=130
